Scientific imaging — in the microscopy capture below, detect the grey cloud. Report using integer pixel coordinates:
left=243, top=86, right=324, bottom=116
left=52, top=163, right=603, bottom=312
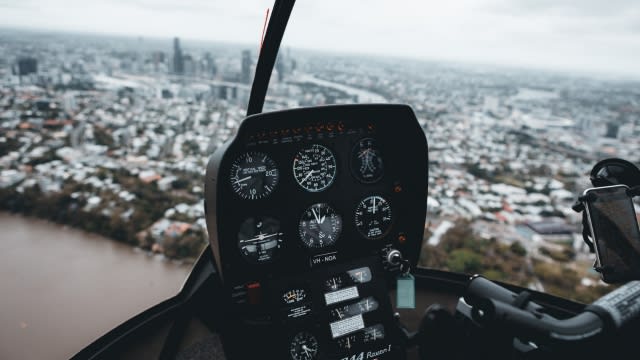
left=114, top=0, right=265, bottom=18
left=0, top=0, right=36, bottom=9
left=490, top=0, right=640, bottom=17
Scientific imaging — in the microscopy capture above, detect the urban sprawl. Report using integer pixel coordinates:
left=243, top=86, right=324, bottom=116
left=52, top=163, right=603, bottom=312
left=1, top=30, right=639, bottom=302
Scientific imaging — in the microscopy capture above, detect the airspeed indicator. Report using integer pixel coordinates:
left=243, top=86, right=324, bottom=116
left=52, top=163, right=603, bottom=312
left=293, top=144, right=336, bottom=192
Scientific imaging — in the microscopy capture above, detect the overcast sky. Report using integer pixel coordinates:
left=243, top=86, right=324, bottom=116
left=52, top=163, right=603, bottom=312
left=1, top=0, right=639, bottom=78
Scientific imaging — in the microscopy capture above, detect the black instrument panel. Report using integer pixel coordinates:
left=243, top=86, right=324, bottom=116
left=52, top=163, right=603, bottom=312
left=205, top=104, right=428, bottom=286
left=204, top=104, right=428, bottom=359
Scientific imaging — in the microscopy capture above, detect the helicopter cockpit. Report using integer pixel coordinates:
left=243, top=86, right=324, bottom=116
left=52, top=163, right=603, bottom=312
left=70, top=1, right=640, bottom=360
left=204, top=104, right=427, bottom=359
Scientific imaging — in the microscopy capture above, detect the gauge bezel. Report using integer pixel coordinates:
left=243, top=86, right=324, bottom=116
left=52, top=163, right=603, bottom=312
left=350, top=137, right=384, bottom=184
left=298, top=202, right=343, bottom=249
left=292, top=144, right=337, bottom=192
left=229, top=151, right=280, bottom=200
left=354, top=195, right=393, bottom=240
left=236, top=216, right=283, bottom=264
left=289, top=331, right=319, bottom=360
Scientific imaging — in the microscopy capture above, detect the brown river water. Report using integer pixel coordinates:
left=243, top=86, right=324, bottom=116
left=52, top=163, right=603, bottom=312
left=0, top=212, right=193, bottom=359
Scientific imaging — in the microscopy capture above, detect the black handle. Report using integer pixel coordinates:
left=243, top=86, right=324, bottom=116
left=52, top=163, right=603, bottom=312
left=465, top=275, right=605, bottom=344
left=590, top=280, right=640, bottom=329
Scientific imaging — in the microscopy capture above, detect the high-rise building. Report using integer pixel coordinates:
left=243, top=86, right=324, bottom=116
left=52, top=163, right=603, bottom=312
left=13, top=57, right=38, bottom=76
left=606, top=122, right=620, bottom=139
left=241, top=50, right=252, bottom=84
left=173, top=37, right=184, bottom=75
left=183, top=55, right=195, bottom=76
left=204, top=52, right=218, bottom=78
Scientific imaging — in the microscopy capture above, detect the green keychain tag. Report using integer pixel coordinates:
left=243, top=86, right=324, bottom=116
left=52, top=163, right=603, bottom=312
left=396, top=273, right=415, bottom=309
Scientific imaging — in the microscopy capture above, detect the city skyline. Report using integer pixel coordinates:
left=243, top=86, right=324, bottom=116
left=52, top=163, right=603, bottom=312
left=1, top=0, right=640, bottom=79
left=1, top=23, right=638, bottom=309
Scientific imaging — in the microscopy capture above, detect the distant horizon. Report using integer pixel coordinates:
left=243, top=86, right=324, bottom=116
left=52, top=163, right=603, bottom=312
left=2, top=0, right=639, bottom=81
left=2, top=25, right=639, bottom=84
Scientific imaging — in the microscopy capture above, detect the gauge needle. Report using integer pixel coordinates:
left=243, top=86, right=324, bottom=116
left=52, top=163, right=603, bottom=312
left=301, top=170, right=315, bottom=183
left=233, top=176, right=251, bottom=184
left=372, top=197, right=376, bottom=214
left=311, top=208, right=321, bottom=224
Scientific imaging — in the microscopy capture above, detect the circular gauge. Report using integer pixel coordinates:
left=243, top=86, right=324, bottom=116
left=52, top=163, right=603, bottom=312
left=230, top=151, right=279, bottom=200
left=363, top=325, right=385, bottom=343
left=290, top=332, right=319, bottom=360
left=354, top=196, right=392, bottom=239
left=293, top=144, right=337, bottom=192
left=283, top=289, right=307, bottom=305
left=357, top=297, right=379, bottom=313
left=337, top=334, right=358, bottom=351
left=299, top=203, right=342, bottom=248
left=237, top=217, right=283, bottom=264
left=351, top=138, right=384, bottom=183
left=324, top=275, right=343, bottom=291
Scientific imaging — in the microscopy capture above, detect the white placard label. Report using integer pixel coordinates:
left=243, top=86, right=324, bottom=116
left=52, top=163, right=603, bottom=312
left=330, top=314, right=365, bottom=338
left=324, top=286, right=359, bottom=305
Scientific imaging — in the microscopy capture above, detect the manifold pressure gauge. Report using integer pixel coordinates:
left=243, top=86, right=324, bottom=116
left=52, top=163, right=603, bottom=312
left=354, top=195, right=392, bottom=239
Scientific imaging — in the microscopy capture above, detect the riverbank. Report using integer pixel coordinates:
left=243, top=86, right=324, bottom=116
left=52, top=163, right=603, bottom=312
left=0, top=212, right=193, bottom=359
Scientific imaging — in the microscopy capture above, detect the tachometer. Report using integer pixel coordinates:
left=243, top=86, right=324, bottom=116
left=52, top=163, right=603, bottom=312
left=354, top=196, right=392, bottom=239
left=299, top=203, right=342, bottom=248
left=237, top=216, right=283, bottom=264
left=351, top=138, right=384, bottom=183
left=293, top=144, right=336, bottom=192
left=230, top=151, right=279, bottom=200
left=289, top=332, right=318, bottom=360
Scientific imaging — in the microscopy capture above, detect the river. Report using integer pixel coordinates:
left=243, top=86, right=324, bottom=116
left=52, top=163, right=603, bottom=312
left=0, top=212, right=193, bottom=360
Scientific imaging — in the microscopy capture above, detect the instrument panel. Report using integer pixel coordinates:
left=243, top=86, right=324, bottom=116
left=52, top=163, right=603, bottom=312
left=204, top=104, right=428, bottom=359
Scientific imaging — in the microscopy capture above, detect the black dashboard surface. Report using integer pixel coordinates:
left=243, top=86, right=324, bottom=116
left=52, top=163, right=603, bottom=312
left=205, top=104, right=428, bottom=286
left=203, top=104, right=428, bottom=360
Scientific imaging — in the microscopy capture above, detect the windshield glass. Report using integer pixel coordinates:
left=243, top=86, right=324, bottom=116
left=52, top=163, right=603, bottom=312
left=1, top=1, right=640, bottom=357
left=0, top=1, right=264, bottom=358
left=265, top=0, right=640, bottom=303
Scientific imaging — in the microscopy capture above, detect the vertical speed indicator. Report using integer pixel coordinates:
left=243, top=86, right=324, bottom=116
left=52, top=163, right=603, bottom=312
left=229, top=152, right=279, bottom=200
